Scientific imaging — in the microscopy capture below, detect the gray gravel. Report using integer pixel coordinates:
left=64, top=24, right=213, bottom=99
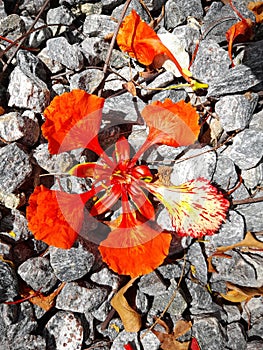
left=0, top=0, right=262, bottom=349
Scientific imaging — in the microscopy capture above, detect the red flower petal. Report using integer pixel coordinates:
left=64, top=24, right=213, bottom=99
left=69, top=162, right=111, bottom=179
left=128, top=182, right=155, bottom=221
left=26, top=185, right=94, bottom=248
left=132, top=99, right=200, bottom=163
left=90, top=184, right=122, bottom=216
left=42, top=90, right=104, bottom=154
left=99, top=212, right=171, bottom=277
left=117, top=10, right=187, bottom=79
left=145, top=178, right=229, bottom=238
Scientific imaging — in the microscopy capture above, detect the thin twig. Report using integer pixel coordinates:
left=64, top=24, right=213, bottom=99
left=232, top=196, right=263, bottom=206
left=98, top=0, right=132, bottom=96
left=2, top=0, right=50, bottom=74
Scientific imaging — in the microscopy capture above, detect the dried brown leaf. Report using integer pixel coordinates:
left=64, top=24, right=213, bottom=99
left=248, top=1, right=263, bottom=23
left=123, top=81, right=137, bottom=96
left=29, top=282, right=66, bottom=311
left=111, top=278, right=141, bottom=332
left=220, top=282, right=263, bottom=303
left=216, top=231, right=263, bottom=253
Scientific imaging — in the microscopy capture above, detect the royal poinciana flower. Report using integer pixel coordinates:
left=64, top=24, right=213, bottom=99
left=26, top=89, right=229, bottom=277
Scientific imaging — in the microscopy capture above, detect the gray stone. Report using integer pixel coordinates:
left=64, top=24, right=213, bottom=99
left=103, top=93, right=146, bottom=124
left=18, top=257, right=57, bottom=293
left=38, top=47, right=64, bottom=74
left=236, top=198, right=263, bottom=232
left=242, top=297, right=263, bottom=339
left=33, top=144, right=74, bottom=173
left=141, top=71, right=175, bottom=97
left=19, top=0, right=50, bottom=16
left=247, top=341, right=263, bottom=350
left=56, top=282, right=107, bottom=313
left=83, top=14, right=116, bottom=37
left=0, top=111, right=39, bottom=145
left=223, top=304, right=241, bottom=323
left=150, top=279, right=187, bottom=316
left=111, top=329, right=160, bottom=350
left=49, top=242, right=95, bottom=282
left=112, top=0, right=149, bottom=22
left=0, top=208, right=32, bottom=241
left=208, top=65, right=262, bottom=97
left=171, top=146, right=216, bottom=185
left=226, top=323, right=247, bottom=350
left=52, top=175, right=92, bottom=194
left=16, top=49, right=49, bottom=82
left=104, top=67, right=138, bottom=93
left=0, top=0, right=6, bottom=19
left=215, top=93, right=258, bottom=132
left=92, top=298, right=113, bottom=322
left=69, top=69, right=104, bottom=93
left=138, top=271, right=167, bottom=296
left=97, top=317, right=123, bottom=340
left=135, top=290, right=149, bottom=314
left=187, top=242, right=208, bottom=285
left=140, top=330, right=161, bottom=350
left=172, top=24, right=200, bottom=55
left=6, top=302, right=37, bottom=339
left=0, top=191, right=26, bottom=209
left=205, top=210, right=245, bottom=253
left=156, top=206, right=174, bottom=231
left=191, top=39, right=231, bottom=85
left=158, top=260, right=190, bottom=280
left=0, top=241, right=12, bottom=257
left=110, top=330, right=139, bottom=350
left=0, top=143, right=32, bottom=193
left=46, top=5, right=75, bottom=35
left=101, top=0, right=123, bottom=12
left=192, top=316, right=226, bottom=350
left=152, top=89, right=188, bottom=103
left=186, top=279, right=220, bottom=314
left=165, top=0, right=203, bottom=30
left=242, top=163, right=263, bottom=190
left=222, top=129, right=263, bottom=170
left=0, top=14, right=26, bottom=56
left=44, top=311, right=83, bottom=350
left=90, top=267, right=119, bottom=289
left=8, top=66, right=50, bottom=112
left=81, top=37, right=129, bottom=69
left=0, top=261, right=18, bottom=302
left=8, top=334, right=46, bottom=350
left=47, top=37, right=84, bottom=71
left=22, top=17, right=52, bottom=48
left=157, top=145, right=186, bottom=165
left=250, top=108, right=263, bottom=131
left=210, top=250, right=263, bottom=288
left=202, top=2, right=237, bottom=43
left=212, top=155, right=238, bottom=191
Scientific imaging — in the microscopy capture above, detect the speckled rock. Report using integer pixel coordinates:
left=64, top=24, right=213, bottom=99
left=0, top=143, right=32, bottom=193
left=0, top=208, right=32, bottom=241
left=215, top=93, right=258, bottom=132
left=242, top=163, right=263, bottom=190
left=18, top=257, right=57, bottom=293
left=69, top=69, right=104, bottom=93
left=44, top=311, right=83, bottom=350
left=171, top=146, right=216, bottom=184
left=49, top=243, right=95, bottom=282
left=222, top=129, right=263, bottom=170
left=0, top=14, right=26, bottom=56
left=90, top=267, right=119, bottom=289
left=212, top=154, right=238, bottom=191
left=141, top=71, right=175, bottom=96
left=56, top=282, right=107, bottom=313
left=187, top=242, right=208, bottom=285
left=0, top=261, right=18, bottom=302
left=226, top=322, right=247, bottom=350
left=47, top=37, right=84, bottom=71
left=83, top=14, right=116, bottom=37
left=138, top=271, right=167, bottom=296
left=46, top=5, right=75, bottom=35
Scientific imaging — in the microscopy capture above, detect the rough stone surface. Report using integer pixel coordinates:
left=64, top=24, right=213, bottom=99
left=0, top=262, right=18, bottom=302
left=8, top=67, right=50, bottom=112
left=0, top=143, right=32, bottom=193
left=192, top=316, right=227, bottom=350
left=141, top=71, right=175, bottom=96
left=171, top=146, right=216, bottom=184
left=187, top=242, right=208, bottom=285
left=49, top=243, right=95, bottom=282
left=222, top=129, right=263, bottom=170
left=44, top=311, right=83, bottom=350
left=69, top=69, right=104, bottom=93
left=47, top=37, right=84, bottom=71
left=83, top=14, right=116, bottom=37
left=215, top=93, right=258, bottom=132
left=212, top=154, right=238, bottom=190
left=0, top=208, right=32, bottom=241
left=138, top=271, right=167, bottom=296
left=56, top=282, right=107, bottom=313
left=46, top=5, right=75, bottom=35
left=242, top=163, right=263, bottom=190
left=18, top=257, right=57, bottom=293
left=226, top=322, right=247, bottom=350
left=33, top=143, right=74, bottom=173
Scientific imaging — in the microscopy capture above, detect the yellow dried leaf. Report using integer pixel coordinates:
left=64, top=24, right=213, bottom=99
left=111, top=278, right=141, bottom=332
left=123, top=81, right=137, bottom=96
left=220, top=282, right=263, bottom=303
left=173, top=320, right=192, bottom=339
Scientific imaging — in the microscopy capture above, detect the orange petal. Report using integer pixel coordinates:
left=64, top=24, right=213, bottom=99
left=42, top=90, right=104, bottom=154
left=132, top=99, right=200, bottom=163
left=145, top=178, right=229, bottom=238
left=99, top=217, right=172, bottom=277
left=26, top=185, right=94, bottom=248
left=117, top=10, right=186, bottom=78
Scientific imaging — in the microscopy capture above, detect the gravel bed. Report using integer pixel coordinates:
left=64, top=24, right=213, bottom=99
left=0, top=0, right=262, bottom=349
